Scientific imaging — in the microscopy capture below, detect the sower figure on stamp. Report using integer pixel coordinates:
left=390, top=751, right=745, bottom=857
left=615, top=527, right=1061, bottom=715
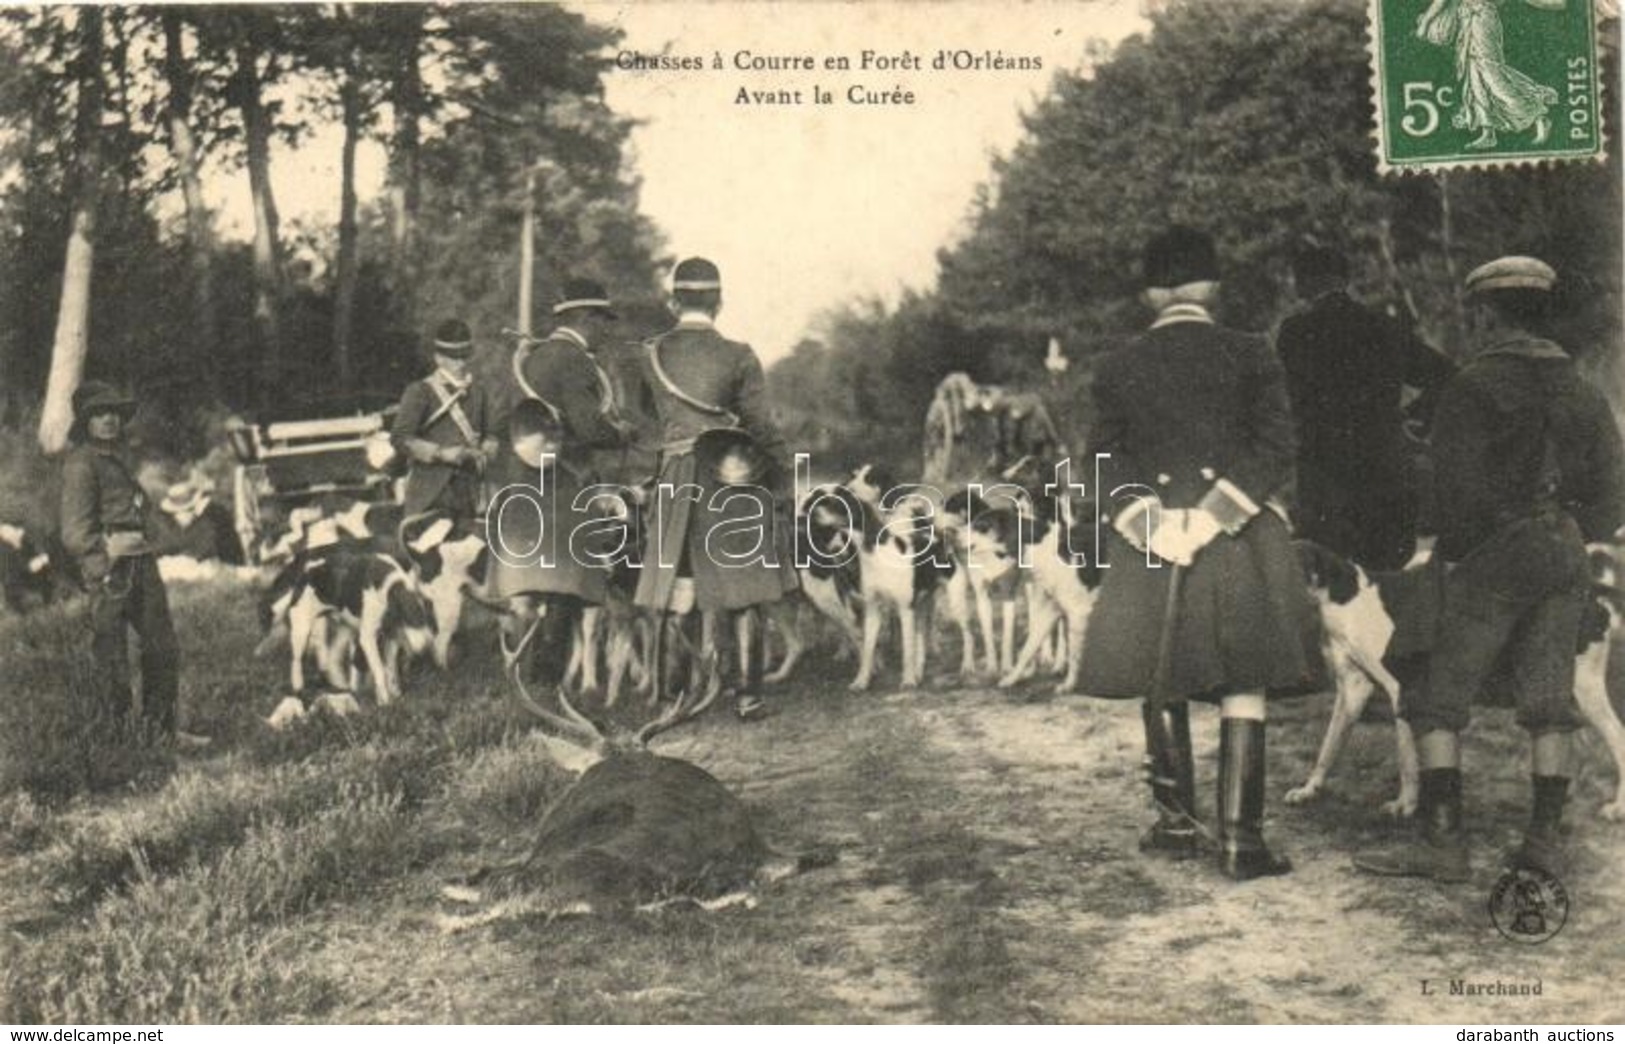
left=632, top=257, right=796, bottom=722
left=1080, top=227, right=1321, bottom=881
left=1276, top=243, right=1456, bottom=572
left=59, top=382, right=207, bottom=749
left=1354, top=257, right=1625, bottom=883
left=392, top=318, right=499, bottom=520
left=487, top=279, right=636, bottom=690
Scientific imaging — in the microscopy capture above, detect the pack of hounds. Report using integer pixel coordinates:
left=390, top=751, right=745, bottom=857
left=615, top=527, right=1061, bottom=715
left=5, top=459, right=1623, bottom=822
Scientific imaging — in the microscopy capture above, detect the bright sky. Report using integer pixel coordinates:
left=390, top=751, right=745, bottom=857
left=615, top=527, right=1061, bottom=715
left=217, top=1, right=1150, bottom=366
left=587, top=1, right=1148, bottom=363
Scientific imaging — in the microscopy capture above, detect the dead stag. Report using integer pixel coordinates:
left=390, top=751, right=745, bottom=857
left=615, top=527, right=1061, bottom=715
left=441, top=652, right=831, bottom=929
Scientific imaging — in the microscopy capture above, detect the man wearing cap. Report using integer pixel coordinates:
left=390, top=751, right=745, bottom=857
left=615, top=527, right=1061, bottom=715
left=632, top=257, right=794, bottom=721
left=392, top=318, right=498, bottom=519
left=1079, top=227, right=1320, bottom=881
left=1355, top=257, right=1625, bottom=882
left=1276, top=243, right=1456, bottom=571
left=59, top=382, right=202, bottom=746
left=486, top=279, right=636, bottom=679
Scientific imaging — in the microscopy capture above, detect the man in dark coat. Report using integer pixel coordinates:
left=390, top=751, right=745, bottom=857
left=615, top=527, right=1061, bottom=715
left=486, top=279, right=636, bottom=683
left=59, top=382, right=205, bottom=747
left=1276, top=245, right=1456, bottom=570
left=632, top=257, right=795, bottom=720
left=1355, top=257, right=1625, bottom=882
left=1080, top=227, right=1320, bottom=880
left=392, top=318, right=498, bottom=519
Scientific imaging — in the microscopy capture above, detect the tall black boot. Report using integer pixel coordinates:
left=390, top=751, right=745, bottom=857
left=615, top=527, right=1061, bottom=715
left=1504, top=776, right=1569, bottom=878
left=1139, top=701, right=1200, bottom=859
left=1216, top=717, right=1292, bottom=880
left=535, top=599, right=578, bottom=689
left=1353, top=767, right=1469, bottom=882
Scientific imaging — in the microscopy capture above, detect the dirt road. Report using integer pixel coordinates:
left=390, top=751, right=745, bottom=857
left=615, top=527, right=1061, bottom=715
left=312, top=678, right=1625, bottom=1024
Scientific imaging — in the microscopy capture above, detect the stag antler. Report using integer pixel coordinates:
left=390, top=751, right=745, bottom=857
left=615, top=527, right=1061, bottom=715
left=636, top=645, right=722, bottom=746
left=502, top=616, right=607, bottom=750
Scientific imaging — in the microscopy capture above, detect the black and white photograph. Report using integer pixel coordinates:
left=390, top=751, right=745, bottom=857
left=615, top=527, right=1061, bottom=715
left=0, top=0, right=1621, bottom=1027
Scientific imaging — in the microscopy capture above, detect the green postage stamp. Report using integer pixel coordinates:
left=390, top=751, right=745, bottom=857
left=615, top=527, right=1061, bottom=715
left=1369, top=0, right=1604, bottom=172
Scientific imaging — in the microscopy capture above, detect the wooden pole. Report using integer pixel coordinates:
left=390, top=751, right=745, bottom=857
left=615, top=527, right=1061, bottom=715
left=519, top=163, right=536, bottom=336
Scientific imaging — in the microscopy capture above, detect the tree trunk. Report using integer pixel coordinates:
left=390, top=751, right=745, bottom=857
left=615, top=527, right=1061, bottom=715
left=1437, top=172, right=1466, bottom=341
left=334, top=66, right=361, bottom=392
left=234, top=40, right=283, bottom=405
left=38, top=8, right=105, bottom=456
left=386, top=8, right=424, bottom=324
left=162, top=10, right=219, bottom=399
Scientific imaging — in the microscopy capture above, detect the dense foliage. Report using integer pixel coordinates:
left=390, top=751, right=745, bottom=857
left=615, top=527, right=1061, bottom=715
left=0, top=4, right=667, bottom=455
left=770, top=0, right=1622, bottom=473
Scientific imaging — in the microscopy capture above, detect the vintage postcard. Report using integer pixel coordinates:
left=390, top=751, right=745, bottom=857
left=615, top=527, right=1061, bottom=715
left=0, top=0, right=1621, bottom=1029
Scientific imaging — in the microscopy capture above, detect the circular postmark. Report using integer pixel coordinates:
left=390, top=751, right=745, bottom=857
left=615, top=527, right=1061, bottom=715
left=1488, top=866, right=1569, bottom=944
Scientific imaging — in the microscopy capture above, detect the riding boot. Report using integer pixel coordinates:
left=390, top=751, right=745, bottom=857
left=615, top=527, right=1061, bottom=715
left=1138, top=701, right=1201, bottom=859
left=1352, top=767, right=1470, bottom=882
left=736, top=609, right=768, bottom=721
left=535, top=601, right=576, bottom=689
left=1504, top=776, right=1569, bottom=879
left=1216, top=718, right=1292, bottom=880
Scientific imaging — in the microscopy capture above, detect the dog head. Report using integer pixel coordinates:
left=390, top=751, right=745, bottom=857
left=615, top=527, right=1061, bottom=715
left=383, top=573, right=438, bottom=656
left=1295, top=540, right=1362, bottom=606
left=847, top=464, right=896, bottom=507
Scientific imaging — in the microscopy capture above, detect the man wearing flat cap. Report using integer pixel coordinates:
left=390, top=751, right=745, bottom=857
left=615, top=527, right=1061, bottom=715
left=486, top=278, right=637, bottom=681
left=1356, top=257, right=1625, bottom=882
left=632, top=256, right=794, bottom=721
left=1080, top=227, right=1320, bottom=881
left=392, top=318, right=498, bottom=519
left=59, top=381, right=203, bottom=747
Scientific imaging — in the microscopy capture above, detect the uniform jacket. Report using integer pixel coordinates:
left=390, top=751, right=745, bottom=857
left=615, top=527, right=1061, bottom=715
left=1276, top=291, right=1455, bottom=485
left=1092, top=312, right=1294, bottom=513
left=486, top=328, right=633, bottom=603
left=631, top=314, right=794, bottom=613
left=1430, top=337, right=1625, bottom=563
left=1080, top=309, right=1321, bottom=701
left=60, top=443, right=151, bottom=584
left=392, top=369, right=493, bottom=516
left=1275, top=291, right=1456, bottom=568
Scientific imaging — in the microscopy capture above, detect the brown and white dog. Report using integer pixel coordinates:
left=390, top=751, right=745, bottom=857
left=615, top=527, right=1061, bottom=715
left=0, top=522, right=60, bottom=614
left=941, top=487, right=1016, bottom=681
left=1291, top=539, right=1625, bottom=820
left=260, top=496, right=405, bottom=564
left=399, top=512, right=488, bottom=669
left=800, top=468, right=951, bottom=691
left=983, top=491, right=1104, bottom=694
left=283, top=549, right=437, bottom=704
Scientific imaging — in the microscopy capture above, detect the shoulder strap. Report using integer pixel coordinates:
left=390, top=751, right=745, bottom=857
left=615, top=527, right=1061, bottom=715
left=425, top=374, right=478, bottom=445
left=511, top=344, right=562, bottom=423
left=646, top=335, right=740, bottom=428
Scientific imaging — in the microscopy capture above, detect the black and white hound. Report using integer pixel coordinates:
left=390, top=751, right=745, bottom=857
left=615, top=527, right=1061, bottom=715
left=1291, top=539, right=1625, bottom=820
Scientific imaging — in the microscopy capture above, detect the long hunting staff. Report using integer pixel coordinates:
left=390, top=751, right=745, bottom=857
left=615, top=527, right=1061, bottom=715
left=1080, top=226, right=1321, bottom=881
left=392, top=318, right=499, bottom=519
left=632, top=256, right=795, bottom=721
left=1355, top=257, right=1625, bottom=883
